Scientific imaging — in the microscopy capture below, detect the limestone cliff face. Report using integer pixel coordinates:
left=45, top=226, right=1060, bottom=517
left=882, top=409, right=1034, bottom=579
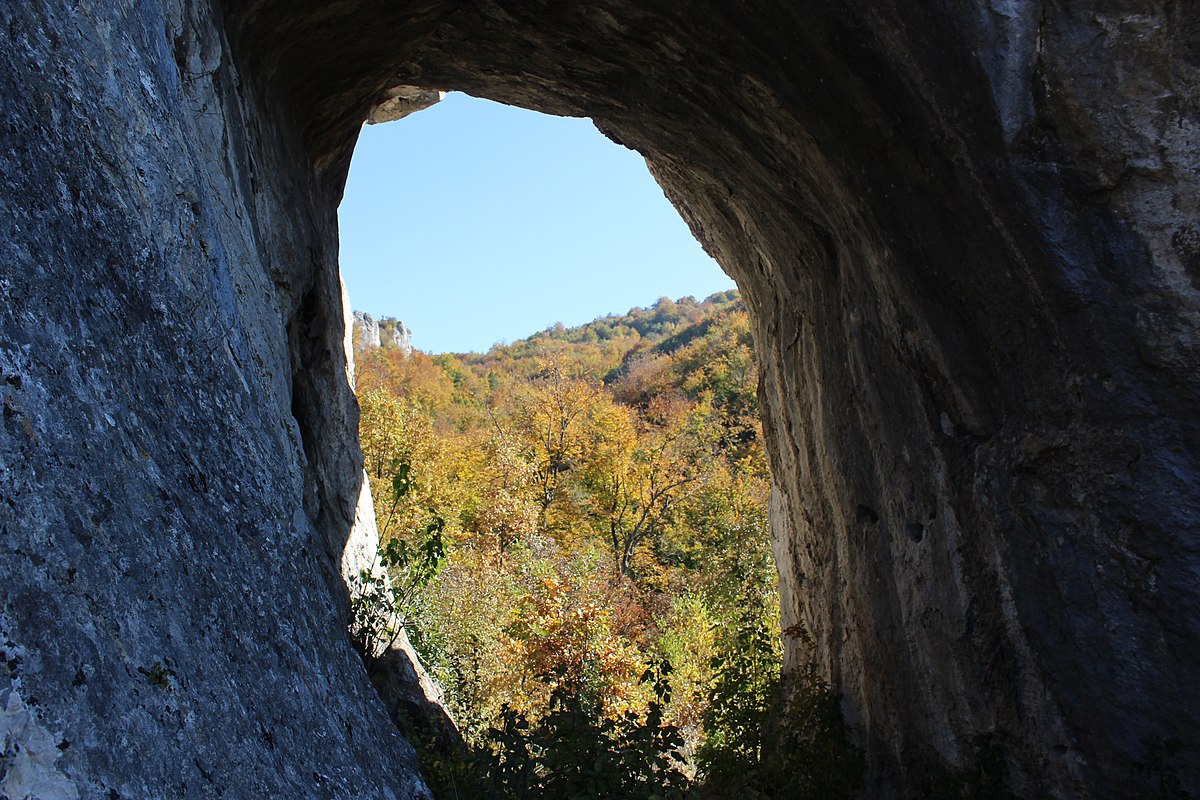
left=0, top=2, right=430, bottom=797
left=379, top=319, right=414, bottom=356
left=354, top=310, right=384, bottom=350
left=2, top=1, right=1197, bottom=799
left=352, top=312, right=413, bottom=356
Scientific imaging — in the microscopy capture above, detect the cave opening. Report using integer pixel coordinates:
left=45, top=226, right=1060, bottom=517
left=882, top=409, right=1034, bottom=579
left=278, top=10, right=1055, bottom=795
left=335, top=90, right=841, bottom=796
left=220, top=3, right=1200, bottom=796
left=2, top=2, right=1194, bottom=799
left=338, top=91, right=736, bottom=354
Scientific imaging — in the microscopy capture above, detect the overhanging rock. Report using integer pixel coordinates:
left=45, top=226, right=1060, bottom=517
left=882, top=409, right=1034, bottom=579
left=2, top=1, right=1197, bottom=798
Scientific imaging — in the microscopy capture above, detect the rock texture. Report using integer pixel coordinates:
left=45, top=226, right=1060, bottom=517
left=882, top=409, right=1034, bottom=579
left=352, top=312, right=414, bottom=356
left=354, top=310, right=384, bottom=350
left=2, top=1, right=1198, bottom=799
left=0, top=2, right=430, bottom=797
left=367, top=86, right=445, bottom=126
left=379, top=319, right=414, bottom=355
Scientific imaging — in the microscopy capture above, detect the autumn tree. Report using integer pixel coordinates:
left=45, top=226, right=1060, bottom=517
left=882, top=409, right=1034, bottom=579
left=357, top=388, right=459, bottom=541
left=357, top=347, right=459, bottom=423
left=348, top=291, right=847, bottom=791
left=464, top=430, right=540, bottom=555
left=585, top=394, right=711, bottom=579
left=508, top=357, right=604, bottom=535
left=504, top=577, right=649, bottom=717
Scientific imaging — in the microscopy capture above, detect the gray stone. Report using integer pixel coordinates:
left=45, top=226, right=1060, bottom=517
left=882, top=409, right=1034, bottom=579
left=353, top=310, right=383, bottom=351
left=2, top=1, right=1198, bottom=798
left=379, top=319, right=414, bottom=356
left=351, top=312, right=413, bottom=356
left=368, top=87, right=445, bottom=125
left=342, top=471, right=457, bottom=757
left=1, top=686, right=79, bottom=800
left=0, top=2, right=429, bottom=797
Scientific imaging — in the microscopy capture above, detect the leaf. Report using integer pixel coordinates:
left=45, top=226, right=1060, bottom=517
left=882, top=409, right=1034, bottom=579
left=391, top=459, right=414, bottom=500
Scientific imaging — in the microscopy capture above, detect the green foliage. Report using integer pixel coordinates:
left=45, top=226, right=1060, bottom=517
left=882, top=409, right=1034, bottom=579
left=354, top=291, right=869, bottom=795
left=385, top=515, right=446, bottom=605
left=697, top=604, right=781, bottom=781
left=402, top=666, right=693, bottom=800
left=348, top=457, right=445, bottom=663
left=138, top=661, right=174, bottom=690
left=461, top=291, right=742, bottom=383
left=697, top=614, right=864, bottom=800
left=491, top=669, right=690, bottom=800
left=763, top=663, right=867, bottom=800
left=426, top=666, right=690, bottom=800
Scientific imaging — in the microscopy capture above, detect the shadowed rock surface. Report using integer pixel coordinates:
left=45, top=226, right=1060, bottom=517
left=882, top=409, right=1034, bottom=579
left=0, top=1, right=429, bottom=797
left=2, top=1, right=1197, bottom=798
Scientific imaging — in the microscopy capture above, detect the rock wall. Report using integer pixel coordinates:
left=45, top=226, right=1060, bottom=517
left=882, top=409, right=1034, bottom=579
left=353, top=310, right=384, bottom=350
left=351, top=312, right=414, bottom=356
left=2, top=1, right=1197, bottom=799
left=378, top=319, right=414, bottom=356
left=0, top=1, right=430, bottom=797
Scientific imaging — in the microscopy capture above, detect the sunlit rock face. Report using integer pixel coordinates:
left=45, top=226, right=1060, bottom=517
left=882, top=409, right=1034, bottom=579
left=352, top=312, right=413, bottom=356
left=2, top=1, right=1197, bottom=798
left=367, top=86, right=445, bottom=125
left=354, top=310, right=384, bottom=350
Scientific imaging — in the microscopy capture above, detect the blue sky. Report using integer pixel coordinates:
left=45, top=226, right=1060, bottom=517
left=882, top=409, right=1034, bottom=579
left=338, top=92, right=736, bottom=354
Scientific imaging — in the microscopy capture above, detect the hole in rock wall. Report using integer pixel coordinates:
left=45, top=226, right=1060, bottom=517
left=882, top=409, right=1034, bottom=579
left=335, top=92, right=861, bottom=794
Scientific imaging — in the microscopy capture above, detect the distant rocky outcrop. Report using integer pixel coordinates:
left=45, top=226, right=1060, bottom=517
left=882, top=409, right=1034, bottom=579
left=353, top=309, right=382, bottom=349
left=353, top=310, right=412, bottom=356
left=380, top=318, right=413, bottom=355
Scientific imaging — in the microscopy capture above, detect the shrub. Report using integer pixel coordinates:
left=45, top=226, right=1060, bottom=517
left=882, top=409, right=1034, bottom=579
left=348, top=457, right=445, bottom=664
left=696, top=614, right=864, bottom=800
left=486, top=666, right=691, bottom=800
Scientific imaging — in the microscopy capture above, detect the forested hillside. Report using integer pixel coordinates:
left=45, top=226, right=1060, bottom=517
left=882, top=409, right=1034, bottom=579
left=351, top=292, right=861, bottom=798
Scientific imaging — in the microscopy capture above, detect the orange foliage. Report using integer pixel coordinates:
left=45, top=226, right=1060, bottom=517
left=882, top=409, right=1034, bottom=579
left=505, top=578, right=648, bottom=718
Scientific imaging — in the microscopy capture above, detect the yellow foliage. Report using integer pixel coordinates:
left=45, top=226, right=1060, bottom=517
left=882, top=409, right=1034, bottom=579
left=503, top=577, right=650, bottom=720
left=464, top=431, right=540, bottom=553
left=353, top=292, right=780, bottom=761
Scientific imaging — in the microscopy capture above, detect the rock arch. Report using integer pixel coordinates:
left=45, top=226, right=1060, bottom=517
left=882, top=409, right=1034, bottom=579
left=1, top=1, right=1197, bottom=798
